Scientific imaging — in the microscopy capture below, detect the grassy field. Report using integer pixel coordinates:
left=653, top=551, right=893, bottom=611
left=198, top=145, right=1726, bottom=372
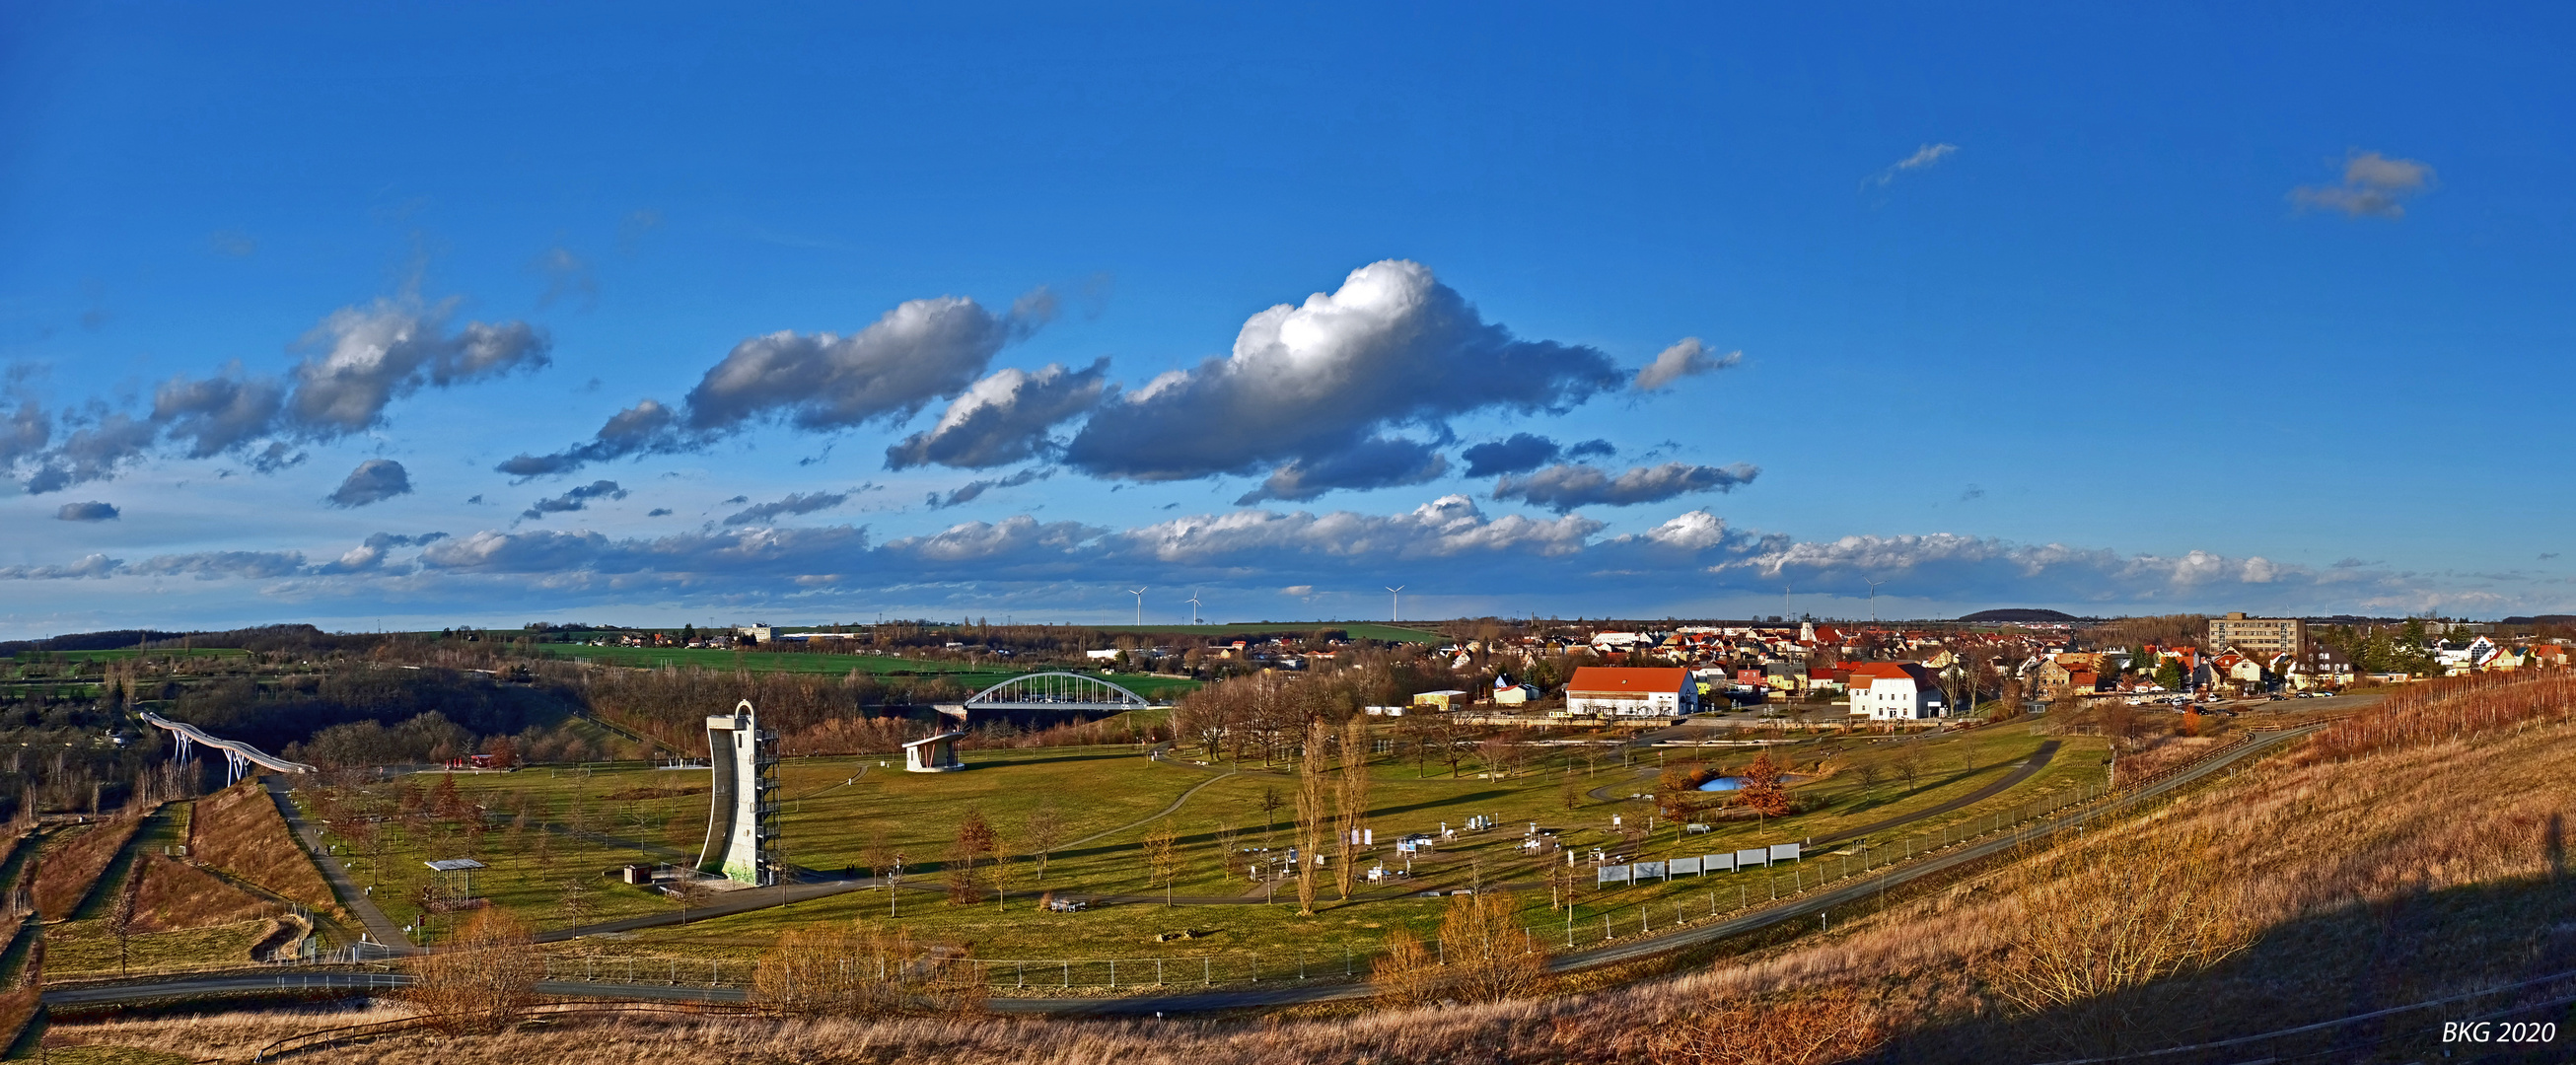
left=1081, top=622, right=1444, bottom=644
left=337, top=719, right=2103, bottom=967
left=53, top=678, right=2575, bottom=1065
left=46, top=918, right=275, bottom=977
left=13, top=648, right=252, bottom=663
left=528, top=644, right=1202, bottom=700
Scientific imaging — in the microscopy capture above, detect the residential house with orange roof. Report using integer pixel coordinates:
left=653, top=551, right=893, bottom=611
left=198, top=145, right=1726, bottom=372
left=1564, top=666, right=1697, bottom=718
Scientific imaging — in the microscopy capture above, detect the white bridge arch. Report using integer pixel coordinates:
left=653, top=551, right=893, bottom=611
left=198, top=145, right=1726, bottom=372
left=962, top=672, right=1154, bottom=713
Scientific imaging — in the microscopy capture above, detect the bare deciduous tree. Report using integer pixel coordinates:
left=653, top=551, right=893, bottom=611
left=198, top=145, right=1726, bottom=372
left=1295, top=719, right=1330, bottom=916
left=1142, top=822, right=1182, bottom=906
left=405, top=909, right=542, bottom=1035
left=1022, top=802, right=1066, bottom=885
left=1373, top=889, right=1549, bottom=1006
left=1335, top=716, right=1370, bottom=901
left=753, top=922, right=983, bottom=1019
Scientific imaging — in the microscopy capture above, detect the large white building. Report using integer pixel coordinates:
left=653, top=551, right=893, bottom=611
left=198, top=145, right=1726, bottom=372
left=1846, top=662, right=1949, bottom=720
left=1565, top=666, right=1697, bottom=717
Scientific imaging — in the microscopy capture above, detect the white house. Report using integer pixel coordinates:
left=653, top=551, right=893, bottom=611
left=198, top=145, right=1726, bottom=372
left=1845, top=662, right=1948, bottom=720
left=1565, top=667, right=1696, bottom=717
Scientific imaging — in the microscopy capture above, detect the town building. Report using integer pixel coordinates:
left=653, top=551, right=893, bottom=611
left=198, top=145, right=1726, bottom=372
left=2207, top=613, right=2305, bottom=658
left=1564, top=666, right=1696, bottom=717
left=1845, top=662, right=1949, bottom=720
left=1411, top=689, right=1470, bottom=711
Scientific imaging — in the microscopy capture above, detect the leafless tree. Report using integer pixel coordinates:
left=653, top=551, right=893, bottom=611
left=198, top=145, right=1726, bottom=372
left=1022, top=801, right=1066, bottom=885
left=1295, top=719, right=1330, bottom=916
left=1335, top=716, right=1371, bottom=900
left=1142, top=822, right=1183, bottom=906
left=406, top=909, right=542, bottom=1034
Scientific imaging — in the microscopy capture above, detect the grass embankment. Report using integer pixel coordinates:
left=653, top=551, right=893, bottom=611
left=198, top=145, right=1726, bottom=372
left=190, top=783, right=338, bottom=918
left=43, top=799, right=302, bottom=976
left=33, top=818, right=144, bottom=921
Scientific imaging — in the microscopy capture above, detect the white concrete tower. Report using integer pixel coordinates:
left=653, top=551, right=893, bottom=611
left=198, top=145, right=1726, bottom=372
left=700, top=699, right=779, bottom=885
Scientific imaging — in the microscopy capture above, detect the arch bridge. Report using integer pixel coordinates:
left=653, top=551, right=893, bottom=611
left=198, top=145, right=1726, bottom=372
left=141, top=711, right=318, bottom=785
left=962, top=672, right=1155, bottom=713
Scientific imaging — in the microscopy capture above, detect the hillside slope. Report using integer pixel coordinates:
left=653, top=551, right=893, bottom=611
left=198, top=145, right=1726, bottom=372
left=48, top=674, right=2576, bottom=1064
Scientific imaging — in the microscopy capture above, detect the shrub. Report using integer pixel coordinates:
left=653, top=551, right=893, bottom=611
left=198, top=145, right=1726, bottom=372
left=404, top=909, right=541, bottom=1034
left=752, top=922, right=984, bottom=1018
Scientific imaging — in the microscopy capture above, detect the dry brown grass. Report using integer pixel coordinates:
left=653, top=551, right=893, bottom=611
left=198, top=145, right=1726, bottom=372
left=45, top=674, right=2576, bottom=1065
left=126, top=854, right=276, bottom=934
left=34, top=818, right=143, bottom=920
left=188, top=783, right=338, bottom=917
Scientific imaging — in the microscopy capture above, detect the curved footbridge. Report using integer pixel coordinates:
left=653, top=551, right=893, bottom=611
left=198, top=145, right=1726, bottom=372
left=140, top=711, right=316, bottom=783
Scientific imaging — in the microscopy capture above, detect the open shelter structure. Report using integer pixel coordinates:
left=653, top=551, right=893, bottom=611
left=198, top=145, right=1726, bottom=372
left=903, top=732, right=967, bottom=773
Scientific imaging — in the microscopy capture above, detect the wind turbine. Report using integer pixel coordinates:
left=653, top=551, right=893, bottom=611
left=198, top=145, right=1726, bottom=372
left=1865, top=578, right=1885, bottom=623
left=1127, top=587, right=1147, bottom=626
left=1186, top=590, right=1203, bottom=625
left=1387, top=585, right=1405, bottom=622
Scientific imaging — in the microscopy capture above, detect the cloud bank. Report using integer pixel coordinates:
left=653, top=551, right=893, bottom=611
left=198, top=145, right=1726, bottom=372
left=723, top=490, right=849, bottom=526
left=1062, top=260, right=1627, bottom=498
left=521, top=480, right=627, bottom=521
left=0, top=491, right=2508, bottom=619
left=1492, top=462, right=1760, bottom=512
left=499, top=291, right=1054, bottom=478
left=3, top=296, right=546, bottom=493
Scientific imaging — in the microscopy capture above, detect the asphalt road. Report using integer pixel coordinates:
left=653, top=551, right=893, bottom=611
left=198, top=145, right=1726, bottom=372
left=55, top=725, right=2316, bottom=1017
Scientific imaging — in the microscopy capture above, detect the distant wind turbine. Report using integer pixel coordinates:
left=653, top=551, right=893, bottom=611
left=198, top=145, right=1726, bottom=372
left=1387, top=585, right=1405, bottom=622
left=1865, top=578, right=1885, bottom=623
left=1127, top=587, right=1147, bottom=626
left=1187, top=590, right=1203, bottom=625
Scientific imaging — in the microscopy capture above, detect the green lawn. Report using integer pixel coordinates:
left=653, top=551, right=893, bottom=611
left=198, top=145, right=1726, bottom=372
left=46, top=918, right=272, bottom=977
left=15, top=648, right=251, bottom=663
left=278, top=719, right=2102, bottom=970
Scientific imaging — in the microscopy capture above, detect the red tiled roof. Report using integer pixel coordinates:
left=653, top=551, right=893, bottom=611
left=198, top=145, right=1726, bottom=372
left=1565, top=666, right=1690, bottom=695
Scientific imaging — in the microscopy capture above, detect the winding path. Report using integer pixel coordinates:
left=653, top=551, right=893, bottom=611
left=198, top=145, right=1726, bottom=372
left=1809, top=740, right=2059, bottom=849
left=1059, top=765, right=1241, bottom=851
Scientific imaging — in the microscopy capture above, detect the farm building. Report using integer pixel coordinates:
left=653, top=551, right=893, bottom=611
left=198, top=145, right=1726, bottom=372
left=1564, top=666, right=1696, bottom=717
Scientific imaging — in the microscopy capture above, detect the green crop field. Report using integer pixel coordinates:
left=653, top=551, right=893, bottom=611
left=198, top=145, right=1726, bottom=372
left=322, top=720, right=2105, bottom=970
left=9, top=648, right=251, bottom=663
left=525, top=644, right=1202, bottom=700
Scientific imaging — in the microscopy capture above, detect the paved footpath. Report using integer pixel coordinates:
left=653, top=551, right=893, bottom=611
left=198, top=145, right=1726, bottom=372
left=263, top=777, right=413, bottom=955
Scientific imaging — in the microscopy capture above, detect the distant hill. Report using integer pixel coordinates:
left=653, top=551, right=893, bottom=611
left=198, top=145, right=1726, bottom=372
left=1956, top=608, right=2080, bottom=623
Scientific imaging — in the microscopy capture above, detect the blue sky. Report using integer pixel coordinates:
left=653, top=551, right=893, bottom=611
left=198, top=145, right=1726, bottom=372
left=4, top=4, right=2572, bottom=637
